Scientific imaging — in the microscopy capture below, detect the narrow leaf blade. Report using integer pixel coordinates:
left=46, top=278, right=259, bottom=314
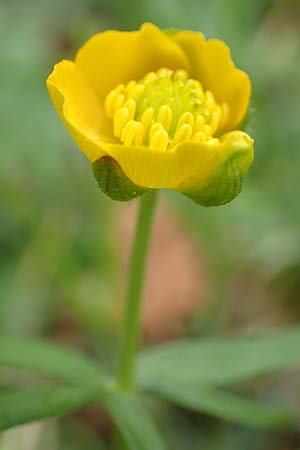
left=0, top=337, right=107, bottom=387
left=0, top=385, right=98, bottom=431
left=149, top=384, right=296, bottom=429
left=137, top=329, right=300, bottom=388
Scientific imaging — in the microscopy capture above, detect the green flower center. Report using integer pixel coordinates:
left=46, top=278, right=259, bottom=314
left=104, top=68, right=228, bottom=151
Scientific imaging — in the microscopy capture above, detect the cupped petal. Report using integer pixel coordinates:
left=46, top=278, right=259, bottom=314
left=75, top=23, right=191, bottom=101
left=46, top=60, right=114, bottom=162
left=172, top=31, right=251, bottom=131
left=102, top=131, right=253, bottom=196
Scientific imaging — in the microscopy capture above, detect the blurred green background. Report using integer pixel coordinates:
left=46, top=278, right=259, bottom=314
left=1, top=0, right=300, bottom=448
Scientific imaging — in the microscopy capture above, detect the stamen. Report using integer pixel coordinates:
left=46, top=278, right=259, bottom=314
left=203, top=124, right=212, bottom=137
left=114, top=108, right=129, bottom=137
left=134, top=122, right=144, bottom=145
left=149, top=122, right=164, bottom=142
left=156, top=105, right=172, bottom=131
left=121, top=120, right=143, bottom=146
left=125, top=81, right=137, bottom=97
left=194, top=114, right=205, bottom=132
left=173, top=124, right=193, bottom=146
left=149, top=129, right=169, bottom=151
left=173, top=69, right=188, bottom=82
left=141, top=107, right=154, bottom=130
left=131, top=84, right=145, bottom=100
left=220, top=102, right=229, bottom=129
left=192, top=131, right=207, bottom=142
left=104, top=68, right=229, bottom=150
left=113, top=94, right=125, bottom=115
left=177, top=112, right=194, bottom=129
left=123, top=99, right=136, bottom=121
left=210, top=107, right=221, bottom=134
left=104, top=84, right=124, bottom=118
left=143, top=72, right=158, bottom=84
left=205, top=91, right=215, bottom=111
left=157, top=68, right=172, bottom=78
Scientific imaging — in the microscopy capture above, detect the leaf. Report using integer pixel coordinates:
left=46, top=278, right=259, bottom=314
left=0, top=337, right=109, bottom=388
left=0, top=385, right=99, bottom=431
left=137, top=328, right=300, bottom=389
left=149, top=384, right=296, bottom=429
left=104, top=393, right=166, bottom=450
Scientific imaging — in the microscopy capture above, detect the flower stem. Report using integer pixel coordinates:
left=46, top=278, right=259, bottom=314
left=118, top=191, right=158, bottom=390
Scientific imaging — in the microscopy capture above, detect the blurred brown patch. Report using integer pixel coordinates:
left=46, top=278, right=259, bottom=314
left=115, top=199, right=210, bottom=344
left=228, top=267, right=300, bottom=335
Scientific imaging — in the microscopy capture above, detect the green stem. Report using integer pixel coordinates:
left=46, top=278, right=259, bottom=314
left=118, top=191, right=158, bottom=390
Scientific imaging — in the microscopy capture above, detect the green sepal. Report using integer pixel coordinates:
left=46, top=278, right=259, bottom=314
left=92, top=156, right=150, bottom=202
left=180, top=149, right=253, bottom=207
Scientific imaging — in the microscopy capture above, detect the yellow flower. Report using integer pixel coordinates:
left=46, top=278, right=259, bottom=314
left=47, top=23, right=254, bottom=205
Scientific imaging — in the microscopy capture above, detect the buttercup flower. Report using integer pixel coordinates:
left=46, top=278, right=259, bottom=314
left=47, top=23, right=254, bottom=205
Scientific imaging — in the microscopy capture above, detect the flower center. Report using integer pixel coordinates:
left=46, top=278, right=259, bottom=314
left=104, top=68, right=229, bottom=151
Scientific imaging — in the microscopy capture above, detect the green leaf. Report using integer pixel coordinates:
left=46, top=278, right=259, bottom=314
left=137, top=328, right=300, bottom=388
left=0, top=337, right=108, bottom=388
left=104, top=393, right=166, bottom=450
left=149, top=384, right=296, bottom=429
left=0, top=385, right=99, bottom=431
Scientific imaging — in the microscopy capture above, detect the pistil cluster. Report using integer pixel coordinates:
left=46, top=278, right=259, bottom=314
left=105, top=68, right=229, bottom=151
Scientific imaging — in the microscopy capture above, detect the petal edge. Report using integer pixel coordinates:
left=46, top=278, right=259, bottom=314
left=46, top=60, right=111, bottom=162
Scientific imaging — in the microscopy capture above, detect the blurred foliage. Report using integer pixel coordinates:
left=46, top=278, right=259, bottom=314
left=0, top=0, right=300, bottom=448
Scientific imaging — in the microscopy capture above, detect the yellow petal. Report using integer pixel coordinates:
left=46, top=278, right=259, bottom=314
left=75, top=23, right=191, bottom=101
left=103, top=131, right=253, bottom=190
left=46, top=60, right=113, bottom=161
left=172, top=31, right=251, bottom=131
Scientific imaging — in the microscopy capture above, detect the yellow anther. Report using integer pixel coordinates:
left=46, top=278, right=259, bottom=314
left=134, top=122, right=145, bottom=145
left=193, top=99, right=204, bottom=107
left=192, top=131, right=207, bottom=142
left=157, top=68, right=172, bottom=78
left=149, top=122, right=164, bottom=141
left=185, top=79, right=201, bottom=90
left=113, top=108, right=129, bottom=137
left=104, top=84, right=124, bottom=118
left=141, top=107, right=154, bottom=130
left=194, top=114, right=205, bottom=132
left=113, top=93, right=125, bottom=115
left=133, top=84, right=145, bottom=99
left=177, top=111, right=194, bottom=129
left=210, top=106, right=221, bottom=134
left=149, top=129, right=169, bottom=151
left=173, top=69, right=188, bottom=82
left=207, top=138, right=219, bottom=145
left=125, top=80, right=137, bottom=94
left=205, top=90, right=215, bottom=110
left=121, top=120, right=141, bottom=146
left=193, top=87, right=205, bottom=102
left=203, top=108, right=210, bottom=119
left=203, top=124, right=212, bottom=137
left=173, top=124, right=193, bottom=146
left=220, top=102, right=229, bottom=129
left=105, top=67, right=229, bottom=149
left=114, top=83, right=125, bottom=93
left=123, top=99, right=136, bottom=120
left=143, top=72, right=158, bottom=84
left=156, top=105, right=172, bottom=131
